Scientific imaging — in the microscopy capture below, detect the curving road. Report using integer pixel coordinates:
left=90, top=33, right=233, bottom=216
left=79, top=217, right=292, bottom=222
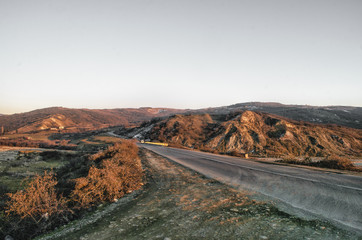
left=141, top=144, right=362, bottom=233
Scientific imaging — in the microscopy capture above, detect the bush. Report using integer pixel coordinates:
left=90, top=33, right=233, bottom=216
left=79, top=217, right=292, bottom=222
left=314, top=155, right=357, bottom=171
left=71, top=141, right=143, bottom=208
left=2, top=141, right=144, bottom=239
left=278, top=155, right=360, bottom=171
left=227, top=150, right=246, bottom=157
left=89, top=140, right=138, bottom=163
left=279, top=155, right=299, bottom=164
left=3, top=171, right=72, bottom=239
left=5, top=171, right=69, bottom=222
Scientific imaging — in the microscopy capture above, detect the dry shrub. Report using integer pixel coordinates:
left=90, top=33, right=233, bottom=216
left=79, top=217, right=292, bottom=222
left=89, top=140, right=138, bottom=162
left=279, top=155, right=300, bottom=164
left=71, top=140, right=143, bottom=208
left=278, top=154, right=360, bottom=171
left=315, top=155, right=357, bottom=171
left=227, top=150, right=245, bottom=157
left=2, top=141, right=143, bottom=238
left=6, top=171, right=69, bottom=222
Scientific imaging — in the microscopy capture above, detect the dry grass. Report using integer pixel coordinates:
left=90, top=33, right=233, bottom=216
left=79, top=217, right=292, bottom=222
left=92, top=135, right=123, bottom=144
left=0, top=137, right=76, bottom=149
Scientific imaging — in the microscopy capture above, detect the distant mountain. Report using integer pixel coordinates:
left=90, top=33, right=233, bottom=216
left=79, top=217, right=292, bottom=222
left=1, top=102, right=361, bottom=134
left=194, top=102, right=362, bottom=129
left=136, top=111, right=362, bottom=157
left=0, top=107, right=186, bottom=134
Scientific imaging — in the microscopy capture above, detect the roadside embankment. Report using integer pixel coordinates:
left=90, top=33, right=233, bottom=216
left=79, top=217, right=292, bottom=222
left=38, top=148, right=357, bottom=240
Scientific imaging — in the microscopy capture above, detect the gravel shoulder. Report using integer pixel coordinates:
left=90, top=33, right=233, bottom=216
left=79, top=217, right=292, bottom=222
left=38, top=148, right=359, bottom=240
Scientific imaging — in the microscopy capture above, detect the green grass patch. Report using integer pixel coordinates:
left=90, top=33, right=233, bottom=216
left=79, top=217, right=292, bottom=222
left=0, top=176, right=25, bottom=191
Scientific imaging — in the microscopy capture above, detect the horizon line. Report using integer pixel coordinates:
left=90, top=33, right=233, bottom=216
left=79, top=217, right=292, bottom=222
left=1, top=101, right=362, bottom=115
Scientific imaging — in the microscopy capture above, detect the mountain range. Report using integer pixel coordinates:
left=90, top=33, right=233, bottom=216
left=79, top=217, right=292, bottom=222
left=0, top=107, right=186, bottom=133
left=0, top=102, right=361, bottom=134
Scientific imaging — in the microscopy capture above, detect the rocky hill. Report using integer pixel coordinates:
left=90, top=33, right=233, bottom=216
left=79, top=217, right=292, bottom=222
left=0, top=107, right=186, bottom=134
left=141, top=111, right=362, bottom=157
left=195, top=102, right=362, bottom=129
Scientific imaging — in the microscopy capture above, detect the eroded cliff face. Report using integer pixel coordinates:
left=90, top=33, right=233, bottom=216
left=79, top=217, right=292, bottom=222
left=145, top=111, right=362, bottom=157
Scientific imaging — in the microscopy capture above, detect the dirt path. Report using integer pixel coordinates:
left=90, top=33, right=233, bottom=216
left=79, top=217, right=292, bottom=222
left=38, top=148, right=358, bottom=240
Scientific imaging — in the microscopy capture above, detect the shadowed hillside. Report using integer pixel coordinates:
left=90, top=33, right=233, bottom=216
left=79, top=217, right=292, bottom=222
left=143, top=111, right=362, bottom=157
left=0, top=107, right=186, bottom=133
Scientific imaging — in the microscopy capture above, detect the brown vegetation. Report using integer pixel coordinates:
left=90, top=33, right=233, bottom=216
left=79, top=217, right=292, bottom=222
left=0, top=137, right=76, bottom=149
left=71, top=141, right=143, bottom=208
left=315, top=155, right=358, bottom=170
left=2, top=140, right=144, bottom=239
left=278, top=155, right=360, bottom=171
left=6, top=171, right=69, bottom=222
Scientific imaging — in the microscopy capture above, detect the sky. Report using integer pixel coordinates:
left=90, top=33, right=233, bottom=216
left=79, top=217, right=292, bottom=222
left=0, top=0, right=361, bottom=114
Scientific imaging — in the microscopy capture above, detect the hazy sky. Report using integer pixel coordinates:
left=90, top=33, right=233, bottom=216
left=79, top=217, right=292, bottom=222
left=1, top=0, right=361, bottom=114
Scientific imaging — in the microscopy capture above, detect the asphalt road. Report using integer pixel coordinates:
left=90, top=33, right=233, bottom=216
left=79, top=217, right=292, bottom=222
left=141, top=144, right=362, bottom=233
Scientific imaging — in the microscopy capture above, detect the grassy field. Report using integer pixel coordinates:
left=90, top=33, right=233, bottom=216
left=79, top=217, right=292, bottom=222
left=1, top=132, right=51, bottom=141
left=0, top=149, right=72, bottom=192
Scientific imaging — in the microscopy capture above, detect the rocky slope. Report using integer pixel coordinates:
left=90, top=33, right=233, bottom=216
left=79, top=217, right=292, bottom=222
left=194, top=102, right=362, bottom=129
left=143, top=111, right=362, bottom=157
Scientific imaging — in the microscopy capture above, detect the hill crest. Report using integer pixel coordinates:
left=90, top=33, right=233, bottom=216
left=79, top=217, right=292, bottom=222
left=0, top=107, right=186, bottom=133
left=1, top=102, right=361, bottom=134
